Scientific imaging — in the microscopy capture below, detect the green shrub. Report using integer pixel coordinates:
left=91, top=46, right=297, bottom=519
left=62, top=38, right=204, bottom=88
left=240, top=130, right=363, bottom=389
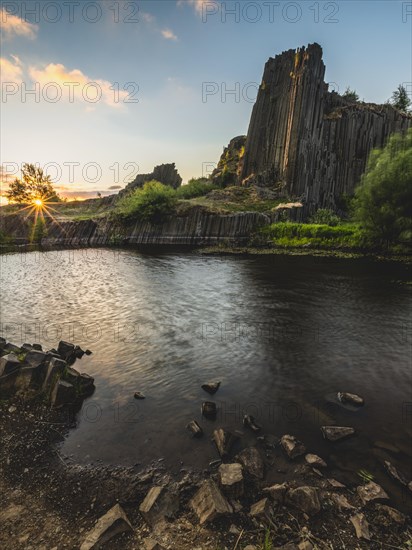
left=115, top=180, right=177, bottom=223
left=176, top=178, right=217, bottom=199
left=260, top=222, right=369, bottom=248
left=353, top=128, right=412, bottom=245
left=309, top=208, right=340, bottom=226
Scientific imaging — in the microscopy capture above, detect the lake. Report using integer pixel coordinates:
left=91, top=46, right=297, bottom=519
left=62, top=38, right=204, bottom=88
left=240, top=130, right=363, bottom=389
left=1, top=248, right=411, bottom=508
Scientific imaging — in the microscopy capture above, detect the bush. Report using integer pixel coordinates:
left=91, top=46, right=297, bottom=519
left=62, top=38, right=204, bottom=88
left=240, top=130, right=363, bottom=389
left=309, top=208, right=340, bottom=226
left=115, top=180, right=177, bottom=223
left=176, top=178, right=217, bottom=199
left=353, top=128, right=412, bottom=244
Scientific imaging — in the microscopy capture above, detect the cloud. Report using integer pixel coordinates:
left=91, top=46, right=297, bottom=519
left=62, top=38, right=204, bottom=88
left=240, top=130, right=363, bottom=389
left=140, top=12, right=155, bottom=23
left=28, top=63, right=128, bottom=108
left=161, top=29, right=178, bottom=41
left=0, top=56, right=23, bottom=83
left=1, top=7, right=38, bottom=40
left=177, top=0, right=211, bottom=16
left=108, top=185, right=122, bottom=190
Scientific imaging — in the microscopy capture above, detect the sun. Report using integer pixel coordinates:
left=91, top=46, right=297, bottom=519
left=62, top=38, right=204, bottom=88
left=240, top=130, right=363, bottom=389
left=33, top=198, right=43, bottom=207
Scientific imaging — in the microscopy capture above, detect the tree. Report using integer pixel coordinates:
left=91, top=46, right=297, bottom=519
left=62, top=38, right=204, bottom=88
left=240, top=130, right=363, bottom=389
left=6, top=163, right=61, bottom=204
left=390, top=84, right=411, bottom=113
left=342, top=87, right=359, bottom=103
left=353, top=128, right=412, bottom=245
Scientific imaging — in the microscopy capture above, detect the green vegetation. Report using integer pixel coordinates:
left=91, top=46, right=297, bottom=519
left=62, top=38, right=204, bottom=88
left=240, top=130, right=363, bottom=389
left=342, top=87, right=359, bottom=103
left=353, top=128, right=412, bottom=246
left=309, top=208, right=340, bottom=226
left=115, top=180, right=177, bottom=223
left=259, top=222, right=368, bottom=249
left=6, top=163, right=61, bottom=204
left=390, top=84, right=411, bottom=113
left=175, top=177, right=217, bottom=199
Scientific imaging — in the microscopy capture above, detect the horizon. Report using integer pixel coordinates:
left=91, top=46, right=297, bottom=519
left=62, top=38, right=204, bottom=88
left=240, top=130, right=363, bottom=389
left=1, top=0, right=411, bottom=202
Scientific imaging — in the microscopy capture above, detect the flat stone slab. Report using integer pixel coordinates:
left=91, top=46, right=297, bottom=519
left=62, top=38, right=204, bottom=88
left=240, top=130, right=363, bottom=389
left=139, top=486, right=179, bottom=527
left=321, top=426, right=355, bottom=441
left=190, top=479, right=232, bottom=525
left=80, top=503, right=133, bottom=550
left=357, top=481, right=389, bottom=505
left=350, top=513, right=370, bottom=540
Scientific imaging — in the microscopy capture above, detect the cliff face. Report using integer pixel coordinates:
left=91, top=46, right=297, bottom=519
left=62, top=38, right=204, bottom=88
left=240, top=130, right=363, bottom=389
left=0, top=209, right=269, bottom=247
left=241, top=43, right=411, bottom=213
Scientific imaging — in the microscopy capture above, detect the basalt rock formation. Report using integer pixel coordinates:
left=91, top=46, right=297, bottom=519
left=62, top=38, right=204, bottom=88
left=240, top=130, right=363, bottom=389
left=211, top=135, right=246, bottom=187
left=239, top=43, right=411, bottom=214
left=121, top=163, right=182, bottom=197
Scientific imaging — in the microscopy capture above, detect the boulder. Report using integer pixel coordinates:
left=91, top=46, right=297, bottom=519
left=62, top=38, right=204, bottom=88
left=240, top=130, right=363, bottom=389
left=42, top=357, right=66, bottom=390
left=285, top=486, right=321, bottom=516
left=186, top=420, right=203, bottom=437
left=50, top=380, right=76, bottom=408
left=190, top=479, right=232, bottom=525
left=350, top=513, right=370, bottom=540
left=201, top=381, right=220, bottom=395
left=321, top=426, right=355, bottom=441
left=305, top=454, right=327, bottom=468
left=202, top=401, right=217, bottom=419
left=280, top=435, right=306, bottom=459
left=80, top=503, right=133, bottom=550
left=0, top=353, right=21, bottom=377
left=57, top=340, right=75, bottom=360
left=218, top=463, right=244, bottom=498
left=0, top=337, right=6, bottom=349
left=250, top=498, right=272, bottom=522
left=3, top=343, right=22, bottom=354
left=32, top=343, right=43, bottom=351
left=262, top=482, right=288, bottom=504
left=357, top=481, right=389, bottom=505
left=139, top=486, right=179, bottom=527
left=213, top=428, right=237, bottom=458
left=236, top=447, right=264, bottom=479
left=337, top=392, right=364, bottom=406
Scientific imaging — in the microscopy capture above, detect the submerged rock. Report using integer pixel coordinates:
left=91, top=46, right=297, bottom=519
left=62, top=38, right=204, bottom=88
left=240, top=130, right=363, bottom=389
left=321, top=426, right=355, bottom=441
left=134, top=391, right=145, bottom=400
left=201, top=381, right=220, bottom=395
left=305, top=454, right=327, bottom=468
left=80, top=503, right=133, bottom=550
left=337, top=392, right=364, bottom=406
left=202, top=401, right=217, bottom=419
left=243, top=414, right=261, bottom=432
left=213, top=428, right=237, bottom=458
left=236, top=447, right=264, bottom=479
left=186, top=420, right=203, bottom=438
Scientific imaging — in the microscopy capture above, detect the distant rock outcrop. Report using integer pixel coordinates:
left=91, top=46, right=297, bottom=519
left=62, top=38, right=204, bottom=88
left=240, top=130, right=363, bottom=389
left=121, top=163, right=182, bottom=196
left=211, top=135, right=246, bottom=187
left=239, top=43, right=411, bottom=214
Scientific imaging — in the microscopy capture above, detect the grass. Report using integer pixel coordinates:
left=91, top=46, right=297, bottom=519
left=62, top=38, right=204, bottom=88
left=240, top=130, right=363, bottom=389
left=258, top=222, right=370, bottom=249
left=184, top=186, right=283, bottom=214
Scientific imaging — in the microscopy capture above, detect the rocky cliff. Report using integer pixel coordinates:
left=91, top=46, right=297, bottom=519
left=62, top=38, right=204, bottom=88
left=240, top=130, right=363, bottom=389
left=121, top=163, right=182, bottom=197
left=240, top=43, right=411, bottom=214
left=0, top=208, right=269, bottom=248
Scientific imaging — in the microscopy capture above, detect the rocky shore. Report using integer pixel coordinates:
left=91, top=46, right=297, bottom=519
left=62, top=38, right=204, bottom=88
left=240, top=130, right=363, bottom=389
left=1, top=340, right=411, bottom=549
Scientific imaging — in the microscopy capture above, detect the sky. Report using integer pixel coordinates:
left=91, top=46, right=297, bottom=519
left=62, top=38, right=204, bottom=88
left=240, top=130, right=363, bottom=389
left=1, top=0, right=411, bottom=200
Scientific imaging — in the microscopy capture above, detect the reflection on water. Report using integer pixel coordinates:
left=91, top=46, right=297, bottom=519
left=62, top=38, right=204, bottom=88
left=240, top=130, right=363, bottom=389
left=1, top=249, right=411, bottom=507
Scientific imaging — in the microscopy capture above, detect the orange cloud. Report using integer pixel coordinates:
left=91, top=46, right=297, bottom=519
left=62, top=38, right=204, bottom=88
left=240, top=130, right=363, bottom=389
left=28, top=63, right=129, bottom=108
left=177, top=0, right=211, bottom=16
left=0, top=56, right=23, bottom=83
left=161, top=29, right=178, bottom=41
left=1, top=7, right=38, bottom=40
